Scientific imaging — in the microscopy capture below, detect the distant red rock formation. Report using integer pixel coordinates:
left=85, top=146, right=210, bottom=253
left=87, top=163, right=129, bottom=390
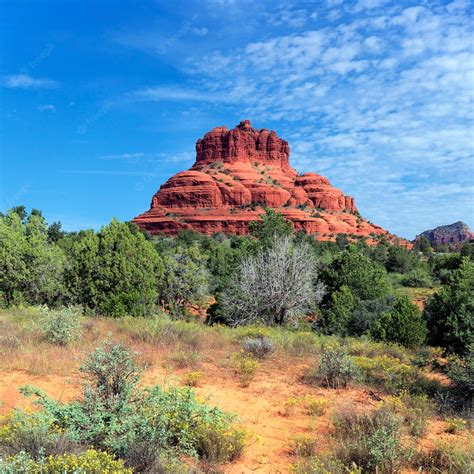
left=416, top=221, right=473, bottom=247
left=133, top=120, right=401, bottom=243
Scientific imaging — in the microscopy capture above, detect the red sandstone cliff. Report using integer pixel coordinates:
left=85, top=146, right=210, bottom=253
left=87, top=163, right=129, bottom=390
left=133, top=120, right=400, bottom=242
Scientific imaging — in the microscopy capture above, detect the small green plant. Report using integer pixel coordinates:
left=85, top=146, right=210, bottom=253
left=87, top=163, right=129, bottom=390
left=183, top=371, right=203, bottom=387
left=445, top=417, right=467, bottom=434
left=304, top=397, right=329, bottom=416
left=242, top=336, right=274, bottom=359
left=0, top=449, right=133, bottom=473
left=168, top=348, right=200, bottom=369
left=412, top=440, right=474, bottom=473
left=40, top=306, right=82, bottom=345
left=232, top=351, right=259, bottom=387
left=353, top=355, right=420, bottom=394
left=196, top=424, right=247, bottom=464
left=282, top=397, right=299, bottom=417
left=290, top=435, right=317, bottom=457
left=291, top=455, right=362, bottom=474
left=332, top=405, right=408, bottom=473
left=384, top=392, right=433, bottom=437
left=306, top=346, right=358, bottom=389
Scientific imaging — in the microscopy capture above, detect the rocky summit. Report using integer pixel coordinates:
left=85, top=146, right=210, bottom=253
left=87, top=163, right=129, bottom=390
left=133, top=120, right=398, bottom=242
left=416, top=221, right=474, bottom=246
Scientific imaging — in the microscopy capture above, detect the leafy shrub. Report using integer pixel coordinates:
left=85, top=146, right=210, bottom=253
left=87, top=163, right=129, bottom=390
left=304, top=397, right=329, bottom=416
left=290, top=435, right=317, bottom=457
left=384, top=392, right=433, bottom=437
left=332, top=406, right=408, bottom=473
left=424, top=258, right=474, bottom=355
left=353, top=355, right=419, bottom=394
left=282, top=397, right=299, bottom=417
left=401, top=268, right=432, bottom=288
left=445, top=344, right=474, bottom=410
left=17, top=344, right=246, bottom=466
left=0, top=448, right=132, bottom=473
left=183, top=371, right=203, bottom=387
left=321, top=246, right=391, bottom=302
left=412, top=440, right=474, bottom=473
left=445, top=417, right=467, bottom=434
left=305, top=347, right=358, bottom=389
left=0, top=410, right=81, bottom=460
left=242, top=336, right=275, bottom=359
left=291, top=455, right=362, bottom=474
left=196, top=423, right=247, bottom=464
left=373, top=295, right=427, bottom=348
left=232, top=351, right=259, bottom=387
left=40, top=306, right=82, bottom=345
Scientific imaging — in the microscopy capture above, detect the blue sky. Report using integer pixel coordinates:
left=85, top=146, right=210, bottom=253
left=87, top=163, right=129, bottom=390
left=1, top=0, right=473, bottom=239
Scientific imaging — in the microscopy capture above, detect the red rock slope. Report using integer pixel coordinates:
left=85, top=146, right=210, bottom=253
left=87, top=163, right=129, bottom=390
left=133, top=120, right=398, bottom=242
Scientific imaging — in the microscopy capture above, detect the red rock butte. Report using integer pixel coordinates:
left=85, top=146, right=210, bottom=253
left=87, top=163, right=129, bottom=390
left=133, top=120, right=399, bottom=242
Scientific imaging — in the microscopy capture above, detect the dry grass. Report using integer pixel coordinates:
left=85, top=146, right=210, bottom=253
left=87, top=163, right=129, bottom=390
left=0, top=307, right=472, bottom=473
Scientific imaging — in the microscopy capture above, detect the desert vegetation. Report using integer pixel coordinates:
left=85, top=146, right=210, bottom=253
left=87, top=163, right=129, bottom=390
left=0, top=206, right=473, bottom=472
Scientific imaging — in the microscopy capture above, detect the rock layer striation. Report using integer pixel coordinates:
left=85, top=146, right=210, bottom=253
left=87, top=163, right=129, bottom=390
left=133, top=120, right=398, bottom=242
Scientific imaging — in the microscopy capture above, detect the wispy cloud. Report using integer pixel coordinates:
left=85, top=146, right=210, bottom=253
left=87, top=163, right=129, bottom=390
left=178, top=1, right=473, bottom=238
left=38, top=104, right=56, bottom=112
left=2, top=74, right=58, bottom=89
left=100, top=153, right=145, bottom=160
left=131, top=86, right=228, bottom=103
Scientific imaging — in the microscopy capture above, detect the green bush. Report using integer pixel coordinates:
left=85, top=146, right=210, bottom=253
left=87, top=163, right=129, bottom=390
left=332, top=406, right=409, bottom=473
left=0, top=449, right=132, bottom=473
left=305, top=346, right=358, bottom=389
left=0, top=409, right=81, bottom=460
left=291, top=455, right=362, bottom=474
left=15, top=343, right=245, bottom=468
left=401, top=268, right=432, bottom=287
left=424, top=258, right=474, bottom=355
left=322, top=246, right=392, bottom=302
left=412, top=440, right=474, bottom=473
left=65, top=220, right=163, bottom=317
left=445, top=344, right=474, bottom=411
left=374, top=295, right=427, bottom=348
left=40, top=306, right=82, bottom=345
left=353, top=355, right=419, bottom=394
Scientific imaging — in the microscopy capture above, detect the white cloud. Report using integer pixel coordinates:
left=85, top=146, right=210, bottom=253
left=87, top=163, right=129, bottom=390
left=2, top=74, right=58, bottom=89
left=179, top=1, right=473, bottom=238
left=38, top=104, right=56, bottom=112
left=191, top=27, right=208, bottom=36
left=131, top=86, right=228, bottom=103
left=101, top=153, right=145, bottom=160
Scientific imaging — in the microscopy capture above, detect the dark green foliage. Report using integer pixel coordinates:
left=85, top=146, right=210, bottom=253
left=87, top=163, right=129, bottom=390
left=413, top=236, right=432, bottom=253
left=401, top=267, right=432, bottom=287
left=47, top=221, right=65, bottom=243
left=349, top=296, right=394, bottom=337
left=249, top=208, right=293, bottom=244
left=428, top=252, right=463, bottom=284
left=65, top=220, right=162, bottom=317
left=385, top=245, right=419, bottom=274
left=0, top=209, right=66, bottom=307
left=445, top=343, right=474, bottom=410
left=374, top=295, right=427, bottom=347
left=424, top=258, right=474, bottom=354
left=460, top=241, right=474, bottom=259
left=318, top=285, right=357, bottom=336
left=158, top=245, right=209, bottom=316
left=322, top=246, right=391, bottom=302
